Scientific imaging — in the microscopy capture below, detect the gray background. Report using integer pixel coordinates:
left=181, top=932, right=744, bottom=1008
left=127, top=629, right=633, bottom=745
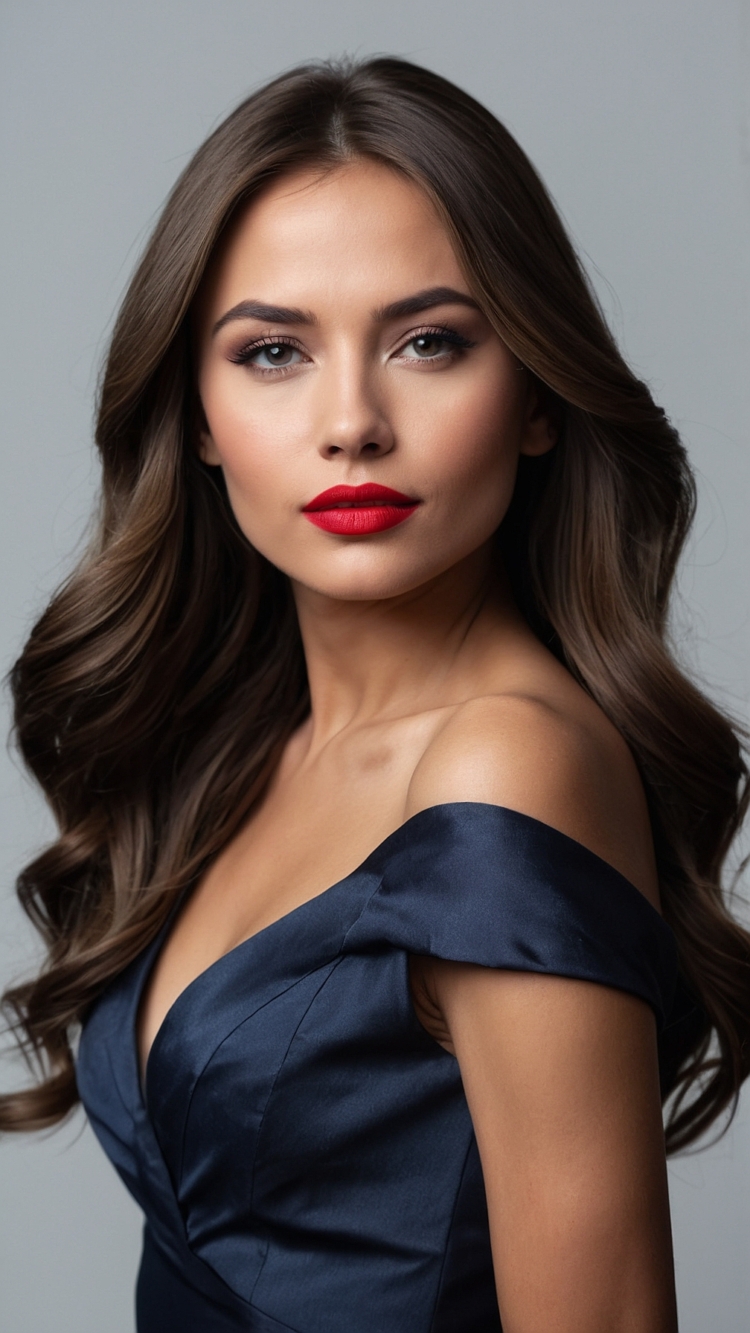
left=1, top=1, right=748, bottom=1329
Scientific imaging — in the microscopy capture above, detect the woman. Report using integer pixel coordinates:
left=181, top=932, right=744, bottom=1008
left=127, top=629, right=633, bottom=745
left=2, top=56, right=749, bottom=1332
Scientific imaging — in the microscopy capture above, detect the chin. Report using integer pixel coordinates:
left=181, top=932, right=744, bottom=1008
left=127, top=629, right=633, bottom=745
left=283, top=547, right=478, bottom=603
left=288, top=568, right=428, bottom=603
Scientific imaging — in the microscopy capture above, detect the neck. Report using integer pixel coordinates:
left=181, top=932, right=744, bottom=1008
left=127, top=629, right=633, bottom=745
left=290, top=544, right=522, bottom=751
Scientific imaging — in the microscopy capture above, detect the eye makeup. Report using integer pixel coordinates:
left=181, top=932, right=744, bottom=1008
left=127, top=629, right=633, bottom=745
left=226, top=323, right=478, bottom=375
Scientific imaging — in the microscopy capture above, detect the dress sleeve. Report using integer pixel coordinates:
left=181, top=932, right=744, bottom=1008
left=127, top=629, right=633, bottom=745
left=342, top=802, right=679, bottom=1029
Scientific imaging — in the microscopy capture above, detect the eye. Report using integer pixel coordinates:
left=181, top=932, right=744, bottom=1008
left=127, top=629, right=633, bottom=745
left=230, top=338, right=306, bottom=371
left=396, top=327, right=476, bottom=362
left=253, top=342, right=300, bottom=368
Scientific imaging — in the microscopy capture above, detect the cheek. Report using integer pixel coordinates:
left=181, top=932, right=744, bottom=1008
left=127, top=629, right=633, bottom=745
left=411, top=375, right=523, bottom=524
left=201, top=381, right=304, bottom=520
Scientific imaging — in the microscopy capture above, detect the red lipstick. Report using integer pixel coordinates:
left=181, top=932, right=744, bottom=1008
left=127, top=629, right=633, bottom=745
left=302, top=483, right=420, bottom=535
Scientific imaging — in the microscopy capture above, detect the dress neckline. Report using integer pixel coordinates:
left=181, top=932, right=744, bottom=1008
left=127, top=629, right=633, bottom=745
left=136, top=800, right=657, bottom=1101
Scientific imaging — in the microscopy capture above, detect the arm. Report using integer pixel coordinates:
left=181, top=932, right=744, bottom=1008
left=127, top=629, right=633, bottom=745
left=407, top=692, right=678, bottom=1331
left=425, top=960, right=677, bottom=1332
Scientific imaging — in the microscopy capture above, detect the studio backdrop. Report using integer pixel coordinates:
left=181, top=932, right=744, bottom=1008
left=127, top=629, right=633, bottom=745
left=1, top=3, right=748, bottom=1330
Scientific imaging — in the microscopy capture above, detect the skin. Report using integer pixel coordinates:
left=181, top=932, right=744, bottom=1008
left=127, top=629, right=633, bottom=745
left=139, top=160, right=677, bottom=1331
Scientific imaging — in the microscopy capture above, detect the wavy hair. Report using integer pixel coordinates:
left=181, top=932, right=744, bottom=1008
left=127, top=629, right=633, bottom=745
left=2, top=56, right=749, bottom=1150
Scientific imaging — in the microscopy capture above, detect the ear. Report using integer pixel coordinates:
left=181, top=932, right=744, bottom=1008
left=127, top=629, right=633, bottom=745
left=518, top=374, right=560, bottom=458
left=198, top=427, right=222, bottom=467
left=194, top=399, right=222, bottom=466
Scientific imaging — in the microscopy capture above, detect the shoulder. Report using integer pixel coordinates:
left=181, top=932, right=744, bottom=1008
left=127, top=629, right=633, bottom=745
left=405, top=692, right=659, bottom=905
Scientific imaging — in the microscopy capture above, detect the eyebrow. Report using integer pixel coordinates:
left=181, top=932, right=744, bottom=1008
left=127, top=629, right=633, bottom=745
left=211, top=286, right=481, bottom=337
left=212, top=300, right=316, bottom=335
left=374, top=286, right=481, bottom=321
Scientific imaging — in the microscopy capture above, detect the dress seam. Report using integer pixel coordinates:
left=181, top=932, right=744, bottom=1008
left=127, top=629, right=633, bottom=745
left=224, top=874, right=388, bottom=1310
left=243, top=864, right=388, bottom=1310
left=246, top=954, right=348, bottom=1305
left=427, top=1131, right=477, bottom=1333
left=340, top=871, right=386, bottom=950
left=174, top=869, right=386, bottom=1183
left=175, top=960, right=338, bottom=1186
left=175, top=876, right=389, bottom=1303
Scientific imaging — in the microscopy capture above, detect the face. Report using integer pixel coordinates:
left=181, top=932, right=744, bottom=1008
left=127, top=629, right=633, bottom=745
left=195, top=160, right=555, bottom=601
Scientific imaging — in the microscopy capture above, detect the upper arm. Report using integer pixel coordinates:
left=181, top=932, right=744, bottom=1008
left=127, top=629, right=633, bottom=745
left=432, top=963, right=677, bottom=1332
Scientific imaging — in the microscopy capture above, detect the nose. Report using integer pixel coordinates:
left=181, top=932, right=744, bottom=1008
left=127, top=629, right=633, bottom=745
left=316, top=357, right=395, bottom=461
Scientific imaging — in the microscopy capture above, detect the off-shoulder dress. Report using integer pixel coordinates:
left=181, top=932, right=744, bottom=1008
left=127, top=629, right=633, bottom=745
left=76, top=802, right=680, bottom=1333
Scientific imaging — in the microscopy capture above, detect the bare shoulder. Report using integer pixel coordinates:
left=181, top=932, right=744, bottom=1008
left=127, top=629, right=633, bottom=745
left=406, top=691, right=660, bottom=905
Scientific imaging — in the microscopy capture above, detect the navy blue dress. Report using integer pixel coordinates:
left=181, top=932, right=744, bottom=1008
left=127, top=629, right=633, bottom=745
left=76, top=803, right=678, bottom=1332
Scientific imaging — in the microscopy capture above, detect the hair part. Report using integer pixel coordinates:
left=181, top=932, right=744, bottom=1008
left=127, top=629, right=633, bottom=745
left=2, top=56, right=749, bottom=1149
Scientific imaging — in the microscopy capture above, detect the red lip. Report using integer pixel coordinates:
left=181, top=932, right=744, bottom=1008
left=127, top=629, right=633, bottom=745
left=302, top=483, right=420, bottom=535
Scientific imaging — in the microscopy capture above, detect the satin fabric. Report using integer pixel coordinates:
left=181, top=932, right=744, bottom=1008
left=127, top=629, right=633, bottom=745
left=76, top=802, right=679, bottom=1332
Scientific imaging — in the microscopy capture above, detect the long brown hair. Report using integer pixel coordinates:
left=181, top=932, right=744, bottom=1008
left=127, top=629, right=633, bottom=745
left=2, top=57, right=748, bottom=1150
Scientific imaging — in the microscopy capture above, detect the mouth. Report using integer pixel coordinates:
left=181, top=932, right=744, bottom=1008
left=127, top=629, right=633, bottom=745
left=301, top=483, right=421, bottom=535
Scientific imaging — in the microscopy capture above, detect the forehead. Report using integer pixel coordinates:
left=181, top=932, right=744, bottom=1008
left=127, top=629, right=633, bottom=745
left=200, top=160, right=467, bottom=317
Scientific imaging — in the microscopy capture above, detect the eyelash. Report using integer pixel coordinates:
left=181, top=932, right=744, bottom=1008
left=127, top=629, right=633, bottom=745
left=228, top=325, right=477, bottom=373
